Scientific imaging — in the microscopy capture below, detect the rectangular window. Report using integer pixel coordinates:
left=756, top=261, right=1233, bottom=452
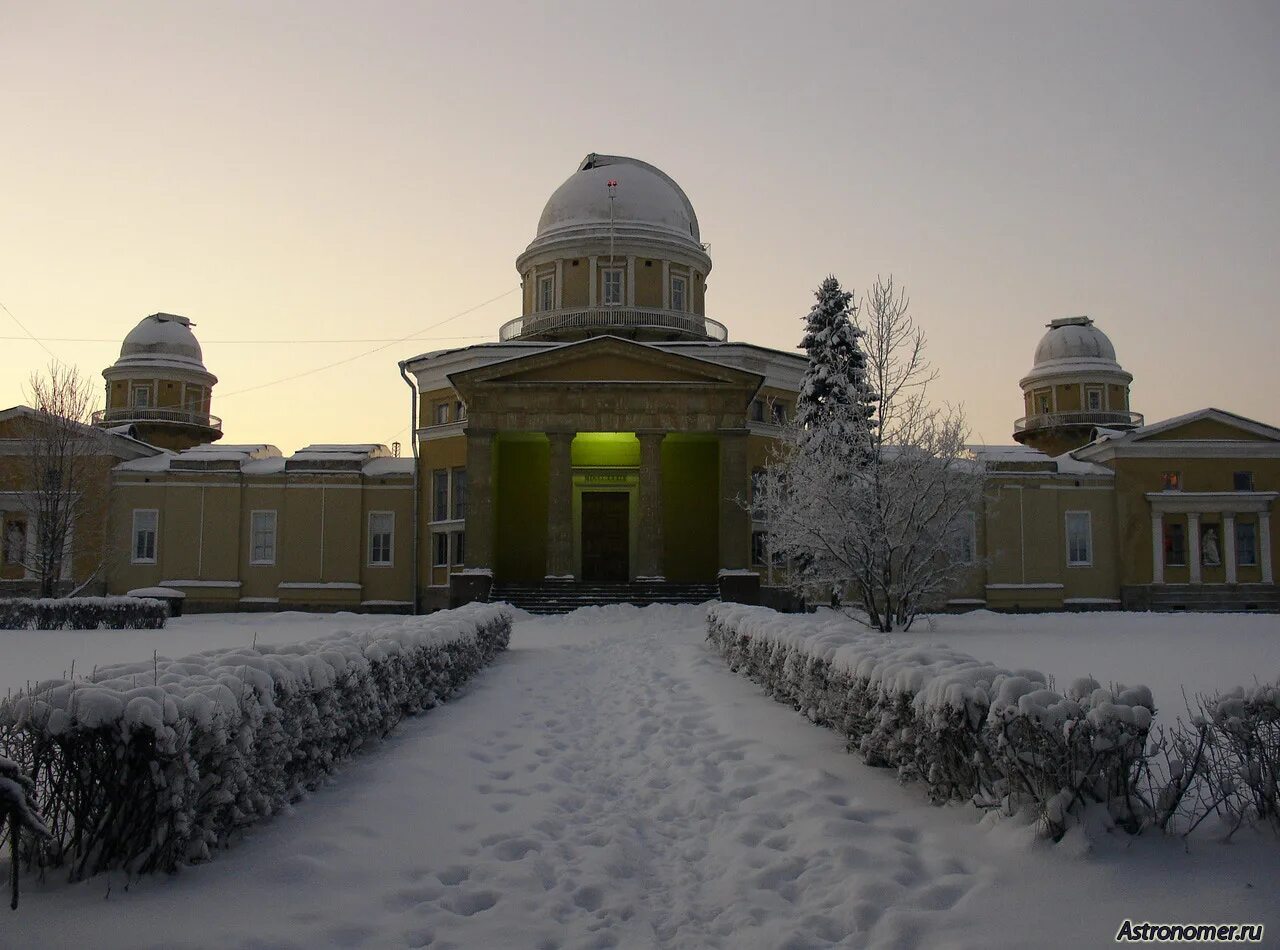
left=1161, top=471, right=1181, bottom=491
left=538, top=275, right=555, bottom=312
left=132, top=385, right=151, bottom=409
left=433, top=402, right=449, bottom=425
left=451, top=530, right=466, bottom=566
left=368, top=512, right=394, bottom=565
left=185, top=386, right=203, bottom=412
left=751, top=530, right=767, bottom=566
left=433, top=531, right=449, bottom=567
left=771, top=401, right=787, bottom=425
left=132, top=509, right=158, bottom=563
left=1065, top=511, right=1092, bottom=566
left=1036, top=391, right=1051, bottom=414
left=451, top=468, right=468, bottom=520
left=432, top=469, right=449, bottom=522
left=670, top=276, right=687, bottom=311
left=749, top=399, right=765, bottom=423
left=1236, top=521, right=1258, bottom=566
left=603, top=268, right=623, bottom=305
left=1233, top=471, right=1255, bottom=491
left=250, top=510, right=277, bottom=565
left=1086, top=387, right=1103, bottom=411
left=1165, top=522, right=1187, bottom=566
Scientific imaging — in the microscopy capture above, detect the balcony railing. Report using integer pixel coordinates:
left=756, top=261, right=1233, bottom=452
left=93, top=406, right=223, bottom=432
left=499, top=306, right=728, bottom=342
left=1014, top=410, right=1143, bottom=433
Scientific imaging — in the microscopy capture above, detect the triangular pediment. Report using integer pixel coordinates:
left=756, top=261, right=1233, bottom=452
left=1132, top=409, right=1280, bottom=444
left=449, top=336, right=763, bottom=389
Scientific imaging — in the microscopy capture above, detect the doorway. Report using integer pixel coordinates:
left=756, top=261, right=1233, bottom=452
left=581, top=492, right=629, bottom=582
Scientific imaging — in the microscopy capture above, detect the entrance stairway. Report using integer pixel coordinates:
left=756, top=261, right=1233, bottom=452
left=490, top=581, right=718, bottom=615
left=1141, top=584, right=1280, bottom=613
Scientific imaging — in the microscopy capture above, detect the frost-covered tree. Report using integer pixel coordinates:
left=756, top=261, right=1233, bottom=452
left=757, top=276, right=983, bottom=631
left=796, top=275, right=875, bottom=456
left=16, top=362, right=104, bottom=597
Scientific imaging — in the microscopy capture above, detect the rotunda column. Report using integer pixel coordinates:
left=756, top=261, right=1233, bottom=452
left=636, top=432, right=666, bottom=579
left=546, top=432, right=576, bottom=579
left=464, top=430, right=496, bottom=571
left=718, top=430, right=750, bottom=570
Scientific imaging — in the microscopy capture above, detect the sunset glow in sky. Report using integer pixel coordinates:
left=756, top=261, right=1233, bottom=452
left=3, top=2, right=1277, bottom=450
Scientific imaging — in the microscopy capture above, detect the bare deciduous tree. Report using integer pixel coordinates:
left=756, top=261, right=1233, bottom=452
left=756, top=276, right=984, bottom=631
left=17, top=362, right=103, bottom=598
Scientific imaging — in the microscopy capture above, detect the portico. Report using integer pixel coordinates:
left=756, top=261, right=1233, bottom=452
left=1147, top=492, right=1276, bottom=586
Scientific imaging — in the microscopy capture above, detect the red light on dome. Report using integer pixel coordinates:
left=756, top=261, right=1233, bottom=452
left=607, top=179, right=617, bottom=187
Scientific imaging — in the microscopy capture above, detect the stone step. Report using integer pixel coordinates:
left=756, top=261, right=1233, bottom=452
left=491, top=582, right=718, bottom=615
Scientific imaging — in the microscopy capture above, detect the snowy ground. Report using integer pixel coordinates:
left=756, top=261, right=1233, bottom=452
left=4, top=605, right=1279, bottom=949
left=904, top=609, right=1280, bottom=716
left=0, top=611, right=392, bottom=697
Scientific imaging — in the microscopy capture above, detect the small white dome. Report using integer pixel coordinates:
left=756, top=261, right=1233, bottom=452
left=118, top=313, right=206, bottom=369
left=534, top=154, right=702, bottom=247
left=1033, top=316, right=1117, bottom=366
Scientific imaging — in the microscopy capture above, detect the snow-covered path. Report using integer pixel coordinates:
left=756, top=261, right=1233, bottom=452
left=7, top=605, right=1279, bottom=949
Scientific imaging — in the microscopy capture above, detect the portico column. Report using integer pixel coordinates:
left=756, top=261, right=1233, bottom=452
left=718, top=429, right=750, bottom=570
left=1261, top=511, right=1274, bottom=584
left=1223, top=514, right=1237, bottom=584
left=464, top=430, right=496, bottom=571
left=546, top=432, right=576, bottom=578
left=1187, top=512, right=1202, bottom=584
left=636, top=432, right=665, bottom=579
left=1151, top=511, right=1164, bottom=585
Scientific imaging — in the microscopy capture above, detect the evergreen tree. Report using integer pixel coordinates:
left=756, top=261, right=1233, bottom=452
left=796, top=276, right=875, bottom=455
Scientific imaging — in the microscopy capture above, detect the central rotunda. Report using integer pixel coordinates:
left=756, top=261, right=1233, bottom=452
left=403, top=153, right=806, bottom=609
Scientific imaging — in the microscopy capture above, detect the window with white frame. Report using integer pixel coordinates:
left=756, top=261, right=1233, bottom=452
left=1233, top=471, right=1255, bottom=491
left=132, top=509, right=158, bottom=563
left=432, top=469, right=449, bottom=522
left=432, top=531, right=449, bottom=567
left=250, top=510, right=277, bottom=565
left=603, top=268, right=623, bottom=305
left=670, top=275, right=687, bottom=311
left=451, top=530, right=466, bottom=566
left=132, top=385, right=151, bottom=409
left=538, top=275, right=555, bottom=312
left=1086, top=387, right=1103, bottom=411
left=1236, top=521, right=1258, bottom=566
left=368, top=512, right=394, bottom=565
left=751, top=530, right=768, bottom=566
left=1065, top=511, right=1092, bottom=566
left=954, top=512, right=977, bottom=564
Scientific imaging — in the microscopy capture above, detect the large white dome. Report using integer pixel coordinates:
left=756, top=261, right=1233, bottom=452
left=529, top=154, right=703, bottom=250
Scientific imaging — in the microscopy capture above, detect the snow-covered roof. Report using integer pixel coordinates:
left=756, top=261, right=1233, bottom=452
left=968, top=443, right=1112, bottom=478
left=114, top=441, right=411, bottom=478
left=0, top=404, right=162, bottom=460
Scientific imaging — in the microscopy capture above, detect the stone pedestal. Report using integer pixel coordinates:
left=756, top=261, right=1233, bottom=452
left=718, top=570, right=760, bottom=605
left=449, top=570, right=493, bottom=607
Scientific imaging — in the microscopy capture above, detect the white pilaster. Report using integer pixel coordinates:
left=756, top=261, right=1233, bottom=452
left=1224, top=514, right=1237, bottom=584
left=1261, top=511, right=1273, bottom=584
left=554, top=260, right=563, bottom=309
left=626, top=257, right=636, bottom=306
left=588, top=256, right=597, bottom=307
left=1187, top=512, right=1201, bottom=584
left=661, top=260, right=670, bottom=309
left=1151, top=511, right=1164, bottom=585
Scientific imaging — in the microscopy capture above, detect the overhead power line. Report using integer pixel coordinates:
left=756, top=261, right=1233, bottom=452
left=217, top=287, right=519, bottom=400
left=0, top=299, right=57, bottom=359
left=0, top=334, right=494, bottom=344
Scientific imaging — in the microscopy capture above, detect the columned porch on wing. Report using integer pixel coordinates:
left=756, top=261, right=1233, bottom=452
left=462, top=429, right=749, bottom=585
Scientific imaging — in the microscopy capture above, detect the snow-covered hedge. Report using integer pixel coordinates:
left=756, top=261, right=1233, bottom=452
left=1, top=756, right=49, bottom=909
left=0, top=596, right=167, bottom=631
left=707, top=604, right=1154, bottom=837
left=0, top=603, right=511, bottom=880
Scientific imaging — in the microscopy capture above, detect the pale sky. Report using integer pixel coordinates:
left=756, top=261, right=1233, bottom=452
left=3, top=1, right=1277, bottom=451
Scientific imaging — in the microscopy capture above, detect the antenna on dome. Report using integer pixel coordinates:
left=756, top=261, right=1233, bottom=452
left=607, top=178, right=618, bottom=270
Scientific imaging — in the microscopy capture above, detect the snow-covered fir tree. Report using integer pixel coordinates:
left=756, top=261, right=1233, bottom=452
left=795, top=276, right=875, bottom=456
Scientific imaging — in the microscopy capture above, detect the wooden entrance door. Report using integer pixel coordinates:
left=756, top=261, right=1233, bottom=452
left=581, top=492, right=629, bottom=582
